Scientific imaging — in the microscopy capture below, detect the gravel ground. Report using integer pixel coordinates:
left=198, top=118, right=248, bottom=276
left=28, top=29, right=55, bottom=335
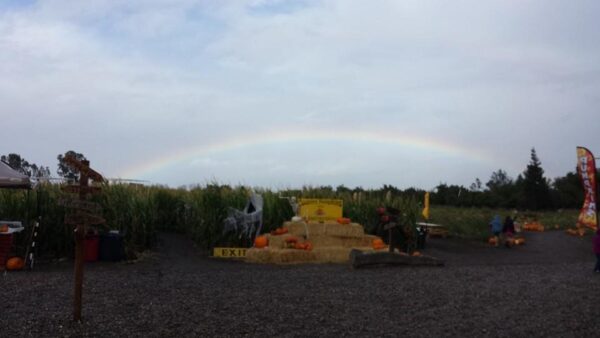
left=1, top=231, right=599, bottom=337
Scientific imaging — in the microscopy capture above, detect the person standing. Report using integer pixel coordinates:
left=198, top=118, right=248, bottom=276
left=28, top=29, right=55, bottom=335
left=490, top=215, right=503, bottom=247
left=593, top=229, right=600, bottom=273
left=503, top=216, right=515, bottom=236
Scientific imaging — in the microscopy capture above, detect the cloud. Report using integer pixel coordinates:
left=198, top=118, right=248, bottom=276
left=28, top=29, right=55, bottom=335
left=1, top=1, right=599, bottom=187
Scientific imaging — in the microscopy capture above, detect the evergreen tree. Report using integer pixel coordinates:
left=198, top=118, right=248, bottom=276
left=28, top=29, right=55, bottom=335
left=522, top=148, right=552, bottom=210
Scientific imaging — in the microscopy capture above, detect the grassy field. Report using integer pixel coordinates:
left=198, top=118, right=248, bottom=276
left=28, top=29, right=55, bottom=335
left=428, top=206, right=579, bottom=240
left=0, top=183, right=581, bottom=259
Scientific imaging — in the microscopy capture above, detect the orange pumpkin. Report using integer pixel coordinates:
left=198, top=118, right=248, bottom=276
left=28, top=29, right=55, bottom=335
left=6, top=257, right=24, bottom=271
left=294, top=242, right=306, bottom=250
left=284, top=236, right=298, bottom=244
left=412, top=251, right=421, bottom=257
left=372, top=238, right=385, bottom=250
left=337, top=217, right=351, bottom=225
left=271, top=227, right=288, bottom=235
left=304, top=242, right=313, bottom=251
left=0, top=224, right=8, bottom=233
left=254, top=235, right=268, bottom=248
left=488, top=237, right=498, bottom=245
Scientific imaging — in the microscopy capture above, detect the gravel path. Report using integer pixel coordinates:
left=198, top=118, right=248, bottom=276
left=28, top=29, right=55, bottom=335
left=1, top=231, right=599, bottom=337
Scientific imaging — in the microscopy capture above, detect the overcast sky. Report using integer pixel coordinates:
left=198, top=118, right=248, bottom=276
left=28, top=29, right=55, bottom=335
left=1, top=0, right=599, bottom=189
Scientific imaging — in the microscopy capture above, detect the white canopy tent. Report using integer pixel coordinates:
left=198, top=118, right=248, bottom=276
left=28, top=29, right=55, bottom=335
left=0, top=161, right=31, bottom=189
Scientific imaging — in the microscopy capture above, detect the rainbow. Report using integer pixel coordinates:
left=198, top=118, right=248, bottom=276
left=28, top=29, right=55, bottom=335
left=118, top=129, right=495, bottom=179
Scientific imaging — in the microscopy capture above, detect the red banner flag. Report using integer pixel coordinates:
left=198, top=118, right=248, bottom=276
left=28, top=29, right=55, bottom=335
left=576, top=147, right=597, bottom=230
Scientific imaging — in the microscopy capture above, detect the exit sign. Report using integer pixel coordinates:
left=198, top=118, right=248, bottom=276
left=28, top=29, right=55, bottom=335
left=213, top=247, right=248, bottom=258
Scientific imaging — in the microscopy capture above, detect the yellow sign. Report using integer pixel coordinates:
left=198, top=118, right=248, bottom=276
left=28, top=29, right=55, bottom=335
left=213, top=247, right=247, bottom=258
left=422, top=192, right=430, bottom=220
left=298, top=198, right=343, bottom=221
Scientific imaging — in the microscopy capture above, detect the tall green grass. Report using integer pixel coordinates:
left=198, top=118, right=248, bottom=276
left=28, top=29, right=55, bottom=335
left=0, top=184, right=581, bottom=259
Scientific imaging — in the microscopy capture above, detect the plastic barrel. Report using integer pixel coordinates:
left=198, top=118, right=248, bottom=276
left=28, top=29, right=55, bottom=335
left=84, top=235, right=99, bottom=262
left=99, top=233, right=125, bottom=262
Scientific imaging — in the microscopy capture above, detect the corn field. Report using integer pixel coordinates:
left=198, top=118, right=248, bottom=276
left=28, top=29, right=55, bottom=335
left=0, top=183, right=579, bottom=260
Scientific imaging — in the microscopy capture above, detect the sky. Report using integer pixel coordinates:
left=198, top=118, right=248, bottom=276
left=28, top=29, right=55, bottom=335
left=1, top=0, right=599, bottom=190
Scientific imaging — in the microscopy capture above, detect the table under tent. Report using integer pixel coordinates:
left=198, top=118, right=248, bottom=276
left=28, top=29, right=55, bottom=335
left=0, top=161, right=30, bottom=270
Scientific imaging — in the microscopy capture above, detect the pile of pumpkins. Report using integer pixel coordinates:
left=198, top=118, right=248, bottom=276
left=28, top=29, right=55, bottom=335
left=523, top=222, right=544, bottom=232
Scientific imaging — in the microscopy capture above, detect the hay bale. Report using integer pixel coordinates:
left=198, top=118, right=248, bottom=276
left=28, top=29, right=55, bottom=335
left=312, top=247, right=350, bottom=263
left=271, top=249, right=315, bottom=264
left=285, top=221, right=327, bottom=237
left=245, top=248, right=273, bottom=264
left=246, top=248, right=316, bottom=264
left=307, top=235, right=345, bottom=248
left=325, top=223, right=364, bottom=238
left=267, top=234, right=301, bottom=249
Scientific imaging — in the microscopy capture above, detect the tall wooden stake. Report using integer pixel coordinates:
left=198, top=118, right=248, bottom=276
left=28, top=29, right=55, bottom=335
left=73, top=160, right=89, bottom=322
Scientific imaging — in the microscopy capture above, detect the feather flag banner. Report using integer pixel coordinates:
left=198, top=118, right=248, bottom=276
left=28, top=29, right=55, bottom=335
left=576, top=147, right=597, bottom=230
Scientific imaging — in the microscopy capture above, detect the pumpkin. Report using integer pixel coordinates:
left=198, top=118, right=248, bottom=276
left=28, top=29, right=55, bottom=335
left=254, top=235, right=268, bottom=248
left=337, top=217, right=351, bottom=225
left=412, top=251, right=421, bottom=257
left=0, top=224, right=8, bottom=233
left=294, top=242, right=306, bottom=250
left=488, top=237, right=498, bottom=245
left=284, top=236, right=298, bottom=244
left=514, top=238, right=525, bottom=245
left=6, top=257, right=24, bottom=271
left=270, top=227, right=288, bottom=235
left=372, top=238, right=385, bottom=250
left=303, top=242, right=313, bottom=251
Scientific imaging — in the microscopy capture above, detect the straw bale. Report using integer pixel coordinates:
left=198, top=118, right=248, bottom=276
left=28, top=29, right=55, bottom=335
left=246, top=248, right=316, bottom=264
left=245, top=248, right=273, bottom=264
left=306, top=235, right=344, bottom=248
left=324, top=223, right=364, bottom=238
left=312, top=246, right=350, bottom=263
left=271, top=249, right=315, bottom=264
left=284, top=221, right=327, bottom=237
left=267, top=234, right=301, bottom=249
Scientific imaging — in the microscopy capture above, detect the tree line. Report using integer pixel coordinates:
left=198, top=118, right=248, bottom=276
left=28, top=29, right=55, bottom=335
left=419, top=148, right=590, bottom=210
left=332, top=148, right=592, bottom=211
left=2, top=148, right=595, bottom=211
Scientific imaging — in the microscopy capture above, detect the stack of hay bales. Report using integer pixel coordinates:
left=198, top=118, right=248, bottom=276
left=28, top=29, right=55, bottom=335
left=246, top=220, right=383, bottom=264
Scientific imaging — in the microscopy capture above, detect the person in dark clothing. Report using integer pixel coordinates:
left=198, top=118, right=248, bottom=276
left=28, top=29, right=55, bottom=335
left=503, top=216, right=515, bottom=236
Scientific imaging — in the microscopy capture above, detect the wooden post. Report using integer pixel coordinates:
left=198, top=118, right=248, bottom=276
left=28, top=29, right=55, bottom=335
left=73, top=160, right=89, bottom=322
